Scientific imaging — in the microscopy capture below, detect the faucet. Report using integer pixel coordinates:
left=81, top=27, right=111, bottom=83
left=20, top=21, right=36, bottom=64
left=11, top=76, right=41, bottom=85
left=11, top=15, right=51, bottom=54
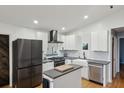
left=83, top=51, right=86, bottom=59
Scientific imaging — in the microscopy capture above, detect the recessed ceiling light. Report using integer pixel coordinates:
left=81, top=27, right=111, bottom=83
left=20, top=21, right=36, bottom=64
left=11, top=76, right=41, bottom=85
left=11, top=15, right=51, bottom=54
left=33, top=20, right=39, bottom=24
left=62, top=27, right=65, bottom=30
left=84, top=15, right=88, bottom=19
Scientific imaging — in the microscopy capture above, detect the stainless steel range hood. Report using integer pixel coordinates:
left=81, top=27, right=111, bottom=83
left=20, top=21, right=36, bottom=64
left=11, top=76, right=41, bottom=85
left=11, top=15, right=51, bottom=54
left=48, top=30, right=63, bottom=43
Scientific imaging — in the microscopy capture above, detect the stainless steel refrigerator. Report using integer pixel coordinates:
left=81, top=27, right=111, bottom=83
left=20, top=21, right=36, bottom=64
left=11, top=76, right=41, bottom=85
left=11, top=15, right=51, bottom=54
left=12, top=39, right=42, bottom=88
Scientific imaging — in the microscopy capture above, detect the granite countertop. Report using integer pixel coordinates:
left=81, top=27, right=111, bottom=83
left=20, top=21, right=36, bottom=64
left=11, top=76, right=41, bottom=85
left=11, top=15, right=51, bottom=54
left=64, top=57, right=82, bottom=60
left=43, top=64, right=82, bottom=79
left=64, top=57, right=110, bottom=65
left=42, top=59, right=53, bottom=64
left=87, top=59, right=110, bottom=65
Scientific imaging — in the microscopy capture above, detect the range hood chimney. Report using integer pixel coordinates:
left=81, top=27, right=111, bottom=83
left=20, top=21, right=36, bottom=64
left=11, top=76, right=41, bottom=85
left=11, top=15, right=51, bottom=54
left=48, top=30, right=63, bottom=43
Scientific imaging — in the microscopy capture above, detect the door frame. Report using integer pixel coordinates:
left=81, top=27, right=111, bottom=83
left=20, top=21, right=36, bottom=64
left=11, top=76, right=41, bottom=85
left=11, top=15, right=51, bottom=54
left=0, top=34, right=10, bottom=86
left=112, top=37, right=114, bottom=78
left=111, top=29, right=118, bottom=78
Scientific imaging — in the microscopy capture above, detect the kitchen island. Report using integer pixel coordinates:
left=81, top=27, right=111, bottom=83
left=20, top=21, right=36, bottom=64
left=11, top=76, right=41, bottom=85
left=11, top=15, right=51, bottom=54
left=43, top=64, right=82, bottom=88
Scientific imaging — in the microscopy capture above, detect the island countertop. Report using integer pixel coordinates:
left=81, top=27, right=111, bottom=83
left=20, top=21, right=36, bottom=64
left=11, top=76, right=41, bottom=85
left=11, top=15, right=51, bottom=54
left=43, top=64, right=82, bottom=79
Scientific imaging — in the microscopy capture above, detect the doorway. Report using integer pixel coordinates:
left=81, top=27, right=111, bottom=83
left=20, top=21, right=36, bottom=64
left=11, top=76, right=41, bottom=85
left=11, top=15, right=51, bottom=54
left=0, top=34, right=9, bottom=86
left=111, top=27, right=124, bottom=81
left=119, top=38, right=124, bottom=75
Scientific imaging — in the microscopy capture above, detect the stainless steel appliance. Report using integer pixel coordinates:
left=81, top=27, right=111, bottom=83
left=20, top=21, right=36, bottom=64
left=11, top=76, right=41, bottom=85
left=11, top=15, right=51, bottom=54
left=48, top=30, right=63, bottom=43
left=48, top=57, right=65, bottom=67
left=88, top=62, right=103, bottom=84
left=12, top=39, right=42, bottom=88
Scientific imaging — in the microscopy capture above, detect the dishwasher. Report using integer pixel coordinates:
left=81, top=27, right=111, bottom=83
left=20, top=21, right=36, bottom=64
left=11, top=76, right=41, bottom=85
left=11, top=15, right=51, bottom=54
left=88, top=62, right=103, bottom=84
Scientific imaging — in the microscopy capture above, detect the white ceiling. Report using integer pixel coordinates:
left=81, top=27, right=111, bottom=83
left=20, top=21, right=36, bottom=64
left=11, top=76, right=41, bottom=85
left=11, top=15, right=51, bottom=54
left=0, top=5, right=123, bottom=33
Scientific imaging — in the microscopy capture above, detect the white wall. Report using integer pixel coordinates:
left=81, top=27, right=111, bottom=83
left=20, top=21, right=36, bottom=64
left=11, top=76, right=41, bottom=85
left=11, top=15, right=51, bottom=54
left=0, top=22, right=47, bottom=87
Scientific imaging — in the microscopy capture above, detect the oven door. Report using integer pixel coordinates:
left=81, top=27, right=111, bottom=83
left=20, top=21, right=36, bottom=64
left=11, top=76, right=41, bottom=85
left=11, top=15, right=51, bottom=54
left=54, top=61, right=65, bottom=67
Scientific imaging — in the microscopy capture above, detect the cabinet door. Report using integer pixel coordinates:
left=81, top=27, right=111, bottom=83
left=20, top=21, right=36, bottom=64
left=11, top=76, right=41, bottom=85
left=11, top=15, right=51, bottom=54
left=71, top=35, right=76, bottom=50
left=36, top=32, right=48, bottom=52
left=17, top=39, right=31, bottom=68
left=91, top=31, right=99, bottom=51
left=17, top=68, right=32, bottom=88
left=61, top=35, right=64, bottom=50
left=31, top=40, right=42, bottom=65
left=43, top=62, right=54, bottom=72
left=98, top=31, right=108, bottom=51
left=67, top=35, right=72, bottom=50
left=81, top=66, right=89, bottom=79
left=75, top=35, right=82, bottom=50
left=91, top=31, right=108, bottom=51
left=63, top=35, right=68, bottom=50
left=65, top=59, right=72, bottom=64
left=62, top=34, right=77, bottom=50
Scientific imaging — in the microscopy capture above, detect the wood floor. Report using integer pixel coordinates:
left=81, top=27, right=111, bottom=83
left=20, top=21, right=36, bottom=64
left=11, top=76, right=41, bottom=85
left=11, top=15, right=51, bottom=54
left=1, top=64, right=124, bottom=88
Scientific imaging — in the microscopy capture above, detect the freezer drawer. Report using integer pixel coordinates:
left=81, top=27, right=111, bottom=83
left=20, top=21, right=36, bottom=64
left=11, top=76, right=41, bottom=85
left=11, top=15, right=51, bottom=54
left=17, top=68, right=32, bottom=88
left=88, top=63, right=103, bottom=84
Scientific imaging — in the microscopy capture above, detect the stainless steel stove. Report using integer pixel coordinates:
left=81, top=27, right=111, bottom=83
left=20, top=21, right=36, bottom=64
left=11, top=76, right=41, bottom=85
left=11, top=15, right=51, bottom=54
left=48, top=57, right=65, bottom=67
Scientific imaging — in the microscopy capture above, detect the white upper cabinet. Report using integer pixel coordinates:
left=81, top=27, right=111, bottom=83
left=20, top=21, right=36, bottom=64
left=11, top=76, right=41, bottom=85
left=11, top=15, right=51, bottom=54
left=61, top=34, right=81, bottom=50
left=91, top=31, right=99, bottom=51
left=36, top=32, right=48, bottom=52
left=91, top=30, right=108, bottom=51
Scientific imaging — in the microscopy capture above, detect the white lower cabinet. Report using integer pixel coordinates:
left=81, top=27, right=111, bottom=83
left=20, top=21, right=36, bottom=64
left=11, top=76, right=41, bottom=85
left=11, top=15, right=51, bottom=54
left=65, top=59, right=72, bottom=64
left=81, top=66, right=89, bottom=80
left=43, top=62, right=54, bottom=72
left=72, top=59, right=89, bottom=80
